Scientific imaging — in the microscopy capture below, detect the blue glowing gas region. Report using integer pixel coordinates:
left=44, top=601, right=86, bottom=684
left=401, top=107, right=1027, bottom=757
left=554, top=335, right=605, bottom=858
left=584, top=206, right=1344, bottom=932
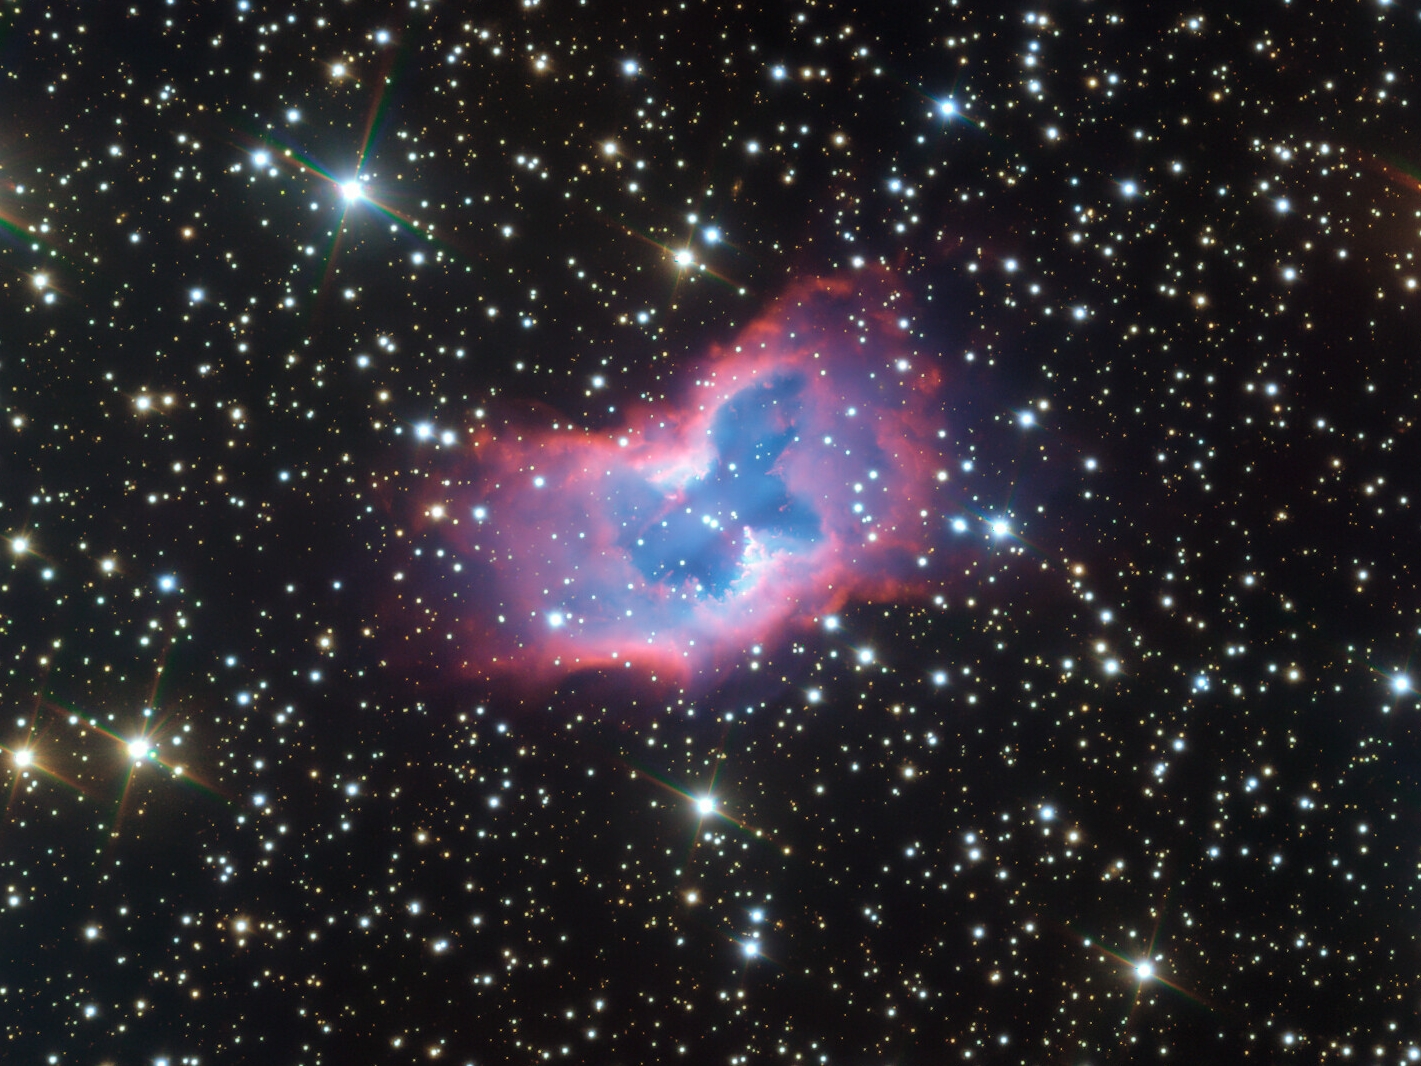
left=619, top=373, right=823, bottom=595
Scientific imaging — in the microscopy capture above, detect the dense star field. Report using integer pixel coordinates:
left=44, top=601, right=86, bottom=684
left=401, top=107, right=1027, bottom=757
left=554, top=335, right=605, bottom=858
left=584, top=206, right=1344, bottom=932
left=2, top=1, right=1420, bottom=1063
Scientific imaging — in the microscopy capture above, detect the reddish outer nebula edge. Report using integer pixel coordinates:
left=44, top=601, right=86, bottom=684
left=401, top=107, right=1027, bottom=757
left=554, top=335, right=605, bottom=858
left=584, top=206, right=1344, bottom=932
left=419, top=269, right=959, bottom=692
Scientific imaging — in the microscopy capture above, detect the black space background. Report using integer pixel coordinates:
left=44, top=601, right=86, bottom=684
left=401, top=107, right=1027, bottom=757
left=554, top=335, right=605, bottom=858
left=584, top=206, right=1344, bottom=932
left=3, top=1, right=1420, bottom=1063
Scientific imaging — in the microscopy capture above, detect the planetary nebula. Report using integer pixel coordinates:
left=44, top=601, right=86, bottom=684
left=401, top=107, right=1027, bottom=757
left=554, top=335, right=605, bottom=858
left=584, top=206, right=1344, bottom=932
left=436, top=272, right=956, bottom=687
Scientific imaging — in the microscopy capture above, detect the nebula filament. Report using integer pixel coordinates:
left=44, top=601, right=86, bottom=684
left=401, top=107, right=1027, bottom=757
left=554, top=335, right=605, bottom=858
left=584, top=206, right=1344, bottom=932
left=438, top=272, right=955, bottom=687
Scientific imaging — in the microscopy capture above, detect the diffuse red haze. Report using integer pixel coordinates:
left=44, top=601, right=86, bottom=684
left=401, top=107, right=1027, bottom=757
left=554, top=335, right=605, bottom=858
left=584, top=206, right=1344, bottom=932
left=423, top=271, right=957, bottom=689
